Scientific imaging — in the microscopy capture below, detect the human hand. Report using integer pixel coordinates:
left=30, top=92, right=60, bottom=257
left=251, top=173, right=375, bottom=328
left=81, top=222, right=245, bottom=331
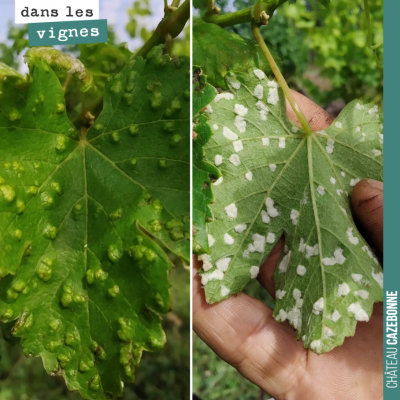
left=193, top=91, right=383, bottom=400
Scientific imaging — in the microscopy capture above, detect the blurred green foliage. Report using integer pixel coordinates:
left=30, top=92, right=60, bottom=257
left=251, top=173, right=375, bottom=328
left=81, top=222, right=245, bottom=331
left=126, top=0, right=152, bottom=42
left=0, top=25, right=28, bottom=69
left=194, top=0, right=383, bottom=108
left=281, top=0, right=383, bottom=106
left=172, top=25, right=191, bottom=58
left=194, top=337, right=260, bottom=400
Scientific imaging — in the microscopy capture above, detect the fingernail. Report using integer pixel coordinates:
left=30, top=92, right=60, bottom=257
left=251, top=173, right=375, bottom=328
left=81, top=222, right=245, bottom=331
left=367, top=179, right=383, bottom=190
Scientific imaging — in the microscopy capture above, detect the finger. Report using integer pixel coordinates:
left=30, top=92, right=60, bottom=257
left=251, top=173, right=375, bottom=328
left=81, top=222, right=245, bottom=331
left=351, top=179, right=383, bottom=252
left=193, top=256, right=306, bottom=398
left=305, top=302, right=383, bottom=400
left=286, top=90, right=333, bottom=131
left=256, top=235, right=285, bottom=298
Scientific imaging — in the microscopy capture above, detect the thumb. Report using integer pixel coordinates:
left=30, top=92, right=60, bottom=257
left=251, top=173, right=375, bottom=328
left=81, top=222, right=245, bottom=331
left=351, top=179, right=383, bottom=252
left=286, top=90, right=333, bottom=131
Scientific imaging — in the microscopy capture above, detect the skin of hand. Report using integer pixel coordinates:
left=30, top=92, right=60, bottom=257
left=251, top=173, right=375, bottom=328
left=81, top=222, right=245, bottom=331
left=193, top=90, right=383, bottom=400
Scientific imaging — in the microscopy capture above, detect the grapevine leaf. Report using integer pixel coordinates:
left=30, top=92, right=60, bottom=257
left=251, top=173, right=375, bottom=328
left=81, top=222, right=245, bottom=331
left=25, top=47, right=94, bottom=92
left=62, top=44, right=133, bottom=124
left=0, top=45, right=189, bottom=399
left=193, top=66, right=218, bottom=116
left=0, top=62, right=27, bottom=83
left=79, top=43, right=132, bottom=78
left=200, top=69, right=383, bottom=353
left=193, top=117, right=217, bottom=254
left=87, top=46, right=190, bottom=260
left=193, top=67, right=219, bottom=253
left=193, top=18, right=275, bottom=89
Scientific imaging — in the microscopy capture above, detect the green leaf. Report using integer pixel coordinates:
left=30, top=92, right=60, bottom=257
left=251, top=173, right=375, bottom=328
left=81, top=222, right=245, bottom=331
left=0, top=62, right=26, bottom=83
left=200, top=68, right=383, bottom=353
left=24, top=47, right=94, bottom=91
left=316, top=0, right=330, bottom=7
left=193, top=18, right=275, bottom=89
left=192, top=68, right=219, bottom=254
left=79, top=43, right=133, bottom=77
left=0, top=45, right=189, bottom=399
left=193, top=66, right=218, bottom=116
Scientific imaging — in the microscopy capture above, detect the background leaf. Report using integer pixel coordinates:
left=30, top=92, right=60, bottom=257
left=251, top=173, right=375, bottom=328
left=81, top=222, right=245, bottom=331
left=316, top=0, right=330, bottom=7
left=193, top=1, right=383, bottom=113
left=193, top=18, right=276, bottom=89
left=193, top=66, right=218, bottom=116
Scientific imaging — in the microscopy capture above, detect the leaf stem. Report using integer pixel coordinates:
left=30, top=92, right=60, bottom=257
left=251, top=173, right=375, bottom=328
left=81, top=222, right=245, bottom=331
left=255, top=0, right=262, bottom=23
left=165, top=34, right=172, bottom=56
left=363, top=0, right=382, bottom=67
left=205, top=7, right=253, bottom=27
left=364, top=0, right=373, bottom=48
left=63, top=74, right=72, bottom=92
left=251, top=24, right=313, bottom=136
left=72, top=95, right=103, bottom=126
left=206, top=0, right=216, bottom=15
left=204, top=0, right=288, bottom=27
left=135, top=0, right=189, bottom=58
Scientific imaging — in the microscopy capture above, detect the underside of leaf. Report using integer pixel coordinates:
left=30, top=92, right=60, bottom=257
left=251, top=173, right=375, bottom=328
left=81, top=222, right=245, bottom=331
left=0, top=46, right=189, bottom=399
left=199, top=68, right=383, bottom=353
left=193, top=67, right=219, bottom=254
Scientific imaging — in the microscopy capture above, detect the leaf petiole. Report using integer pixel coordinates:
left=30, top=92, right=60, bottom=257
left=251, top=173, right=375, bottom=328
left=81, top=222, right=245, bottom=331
left=251, top=23, right=313, bottom=136
left=135, top=0, right=189, bottom=58
left=62, top=74, right=72, bottom=92
left=363, top=0, right=383, bottom=68
left=206, top=0, right=217, bottom=15
left=204, top=0, right=288, bottom=27
left=254, top=0, right=262, bottom=23
left=165, top=33, right=173, bottom=56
